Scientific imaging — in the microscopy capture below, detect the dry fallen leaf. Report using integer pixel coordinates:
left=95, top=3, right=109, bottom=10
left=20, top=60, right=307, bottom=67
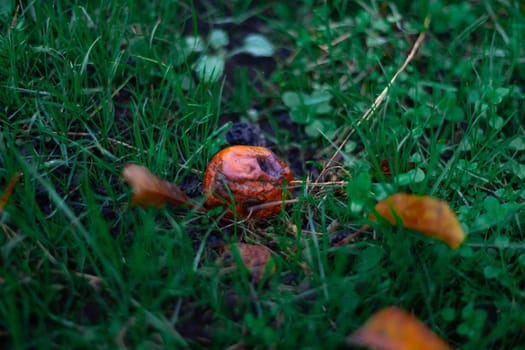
left=0, top=172, right=22, bottom=214
left=122, top=164, right=190, bottom=208
left=347, top=306, right=454, bottom=350
left=369, top=193, right=465, bottom=249
left=220, top=243, right=276, bottom=284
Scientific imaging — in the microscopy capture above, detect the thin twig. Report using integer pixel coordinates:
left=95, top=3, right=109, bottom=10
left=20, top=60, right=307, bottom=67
left=0, top=172, right=22, bottom=214
left=334, top=224, right=370, bottom=246
left=246, top=199, right=299, bottom=216
left=290, top=180, right=348, bottom=187
left=317, top=17, right=431, bottom=182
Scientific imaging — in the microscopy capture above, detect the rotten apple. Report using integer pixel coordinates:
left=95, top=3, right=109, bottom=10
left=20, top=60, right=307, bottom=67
left=203, top=145, right=293, bottom=219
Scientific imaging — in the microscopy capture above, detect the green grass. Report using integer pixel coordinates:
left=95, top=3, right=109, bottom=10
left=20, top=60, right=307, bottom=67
left=1, top=1, right=524, bottom=349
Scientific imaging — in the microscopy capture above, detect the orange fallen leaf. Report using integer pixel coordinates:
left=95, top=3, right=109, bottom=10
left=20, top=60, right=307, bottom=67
left=369, top=193, right=465, bottom=249
left=0, top=172, right=22, bottom=214
left=347, top=306, right=454, bottom=350
left=220, top=243, right=276, bottom=284
left=122, top=164, right=191, bottom=208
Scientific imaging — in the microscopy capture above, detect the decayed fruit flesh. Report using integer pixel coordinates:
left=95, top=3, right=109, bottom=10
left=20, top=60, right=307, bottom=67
left=203, top=145, right=293, bottom=219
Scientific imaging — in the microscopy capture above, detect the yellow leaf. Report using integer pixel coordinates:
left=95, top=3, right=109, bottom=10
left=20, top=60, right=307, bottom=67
left=369, top=193, right=465, bottom=249
left=122, top=164, right=190, bottom=208
left=347, top=306, right=454, bottom=350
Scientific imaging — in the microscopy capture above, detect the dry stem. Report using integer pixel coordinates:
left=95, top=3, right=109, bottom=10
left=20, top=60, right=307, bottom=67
left=317, top=17, right=431, bottom=182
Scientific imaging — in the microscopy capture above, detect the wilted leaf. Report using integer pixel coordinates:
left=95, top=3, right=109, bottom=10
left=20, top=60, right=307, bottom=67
left=347, top=306, right=454, bottom=350
left=369, top=193, right=465, bottom=249
left=221, top=243, right=275, bottom=284
left=122, top=164, right=190, bottom=208
left=0, top=172, right=22, bottom=214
